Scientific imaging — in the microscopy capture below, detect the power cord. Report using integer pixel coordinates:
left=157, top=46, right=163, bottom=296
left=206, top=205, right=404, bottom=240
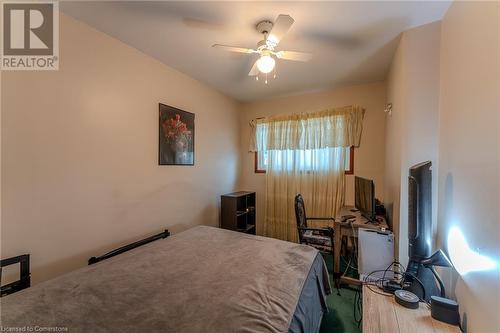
left=358, top=262, right=466, bottom=331
left=353, top=285, right=363, bottom=328
left=362, top=262, right=429, bottom=305
left=352, top=261, right=404, bottom=326
left=402, top=271, right=428, bottom=304
left=341, top=221, right=360, bottom=277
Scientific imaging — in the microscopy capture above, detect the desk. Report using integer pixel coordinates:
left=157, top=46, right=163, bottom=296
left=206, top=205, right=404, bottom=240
left=333, top=206, right=388, bottom=285
left=363, top=285, right=460, bottom=333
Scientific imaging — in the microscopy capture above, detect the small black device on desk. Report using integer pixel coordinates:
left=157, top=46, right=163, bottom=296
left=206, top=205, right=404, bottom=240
left=394, top=290, right=419, bottom=309
left=430, top=296, right=460, bottom=325
left=382, top=280, right=402, bottom=293
left=341, top=214, right=356, bottom=222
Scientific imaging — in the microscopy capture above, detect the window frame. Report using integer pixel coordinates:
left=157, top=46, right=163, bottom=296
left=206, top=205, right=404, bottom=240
left=345, top=146, right=355, bottom=175
left=254, top=151, right=267, bottom=173
left=254, top=146, right=355, bottom=174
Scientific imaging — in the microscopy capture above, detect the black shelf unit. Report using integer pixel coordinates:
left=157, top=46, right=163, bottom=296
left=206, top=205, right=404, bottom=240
left=221, top=191, right=256, bottom=235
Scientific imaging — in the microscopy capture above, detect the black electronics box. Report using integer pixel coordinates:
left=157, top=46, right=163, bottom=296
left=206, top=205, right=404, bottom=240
left=382, top=280, right=402, bottom=294
left=430, top=296, right=460, bottom=326
left=374, top=199, right=386, bottom=216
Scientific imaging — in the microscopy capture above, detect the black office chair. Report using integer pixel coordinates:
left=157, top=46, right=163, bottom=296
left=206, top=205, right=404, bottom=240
left=1, top=254, right=31, bottom=297
left=294, top=194, right=335, bottom=269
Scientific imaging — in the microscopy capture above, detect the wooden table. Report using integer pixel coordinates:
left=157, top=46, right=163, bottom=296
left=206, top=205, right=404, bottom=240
left=333, top=206, right=389, bottom=285
left=363, top=285, right=460, bottom=333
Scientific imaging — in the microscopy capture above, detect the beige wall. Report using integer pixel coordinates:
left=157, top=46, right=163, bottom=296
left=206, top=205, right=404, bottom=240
left=384, top=22, right=441, bottom=263
left=1, top=14, right=240, bottom=284
left=437, top=2, right=500, bottom=332
left=386, top=3, right=500, bottom=331
left=238, top=83, right=386, bottom=234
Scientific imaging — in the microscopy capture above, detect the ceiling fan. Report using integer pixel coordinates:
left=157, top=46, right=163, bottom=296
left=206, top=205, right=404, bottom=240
left=212, top=14, right=312, bottom=82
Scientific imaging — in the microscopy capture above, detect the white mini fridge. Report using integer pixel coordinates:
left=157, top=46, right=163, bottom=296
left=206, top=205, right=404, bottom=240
left=358, top=228, right=395, bottom=282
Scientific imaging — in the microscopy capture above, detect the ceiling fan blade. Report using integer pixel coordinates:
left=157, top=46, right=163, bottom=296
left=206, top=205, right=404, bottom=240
left=267, top=14, right=294, bottom=46
left=212, top=44, right=256, bottom=54
left=275, top=51, right=312, bottom=62
left=248, top=61, right=259, bottom=76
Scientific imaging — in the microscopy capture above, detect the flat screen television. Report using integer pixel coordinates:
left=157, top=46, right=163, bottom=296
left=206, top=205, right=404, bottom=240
left=408, top=161, right=432, bottom=261
left=355, top=176, right=375, bottom=221
left=406, top=161, right=438, bottom=301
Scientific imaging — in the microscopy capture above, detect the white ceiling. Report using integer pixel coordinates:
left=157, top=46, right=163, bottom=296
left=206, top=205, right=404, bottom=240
left=61, top=1, right=451, bottom=102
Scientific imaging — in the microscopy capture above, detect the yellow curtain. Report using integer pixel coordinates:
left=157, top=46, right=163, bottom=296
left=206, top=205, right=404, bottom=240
left=252, top=106, right=365, bottom=242
left=249, top=105, right=365, bottom=152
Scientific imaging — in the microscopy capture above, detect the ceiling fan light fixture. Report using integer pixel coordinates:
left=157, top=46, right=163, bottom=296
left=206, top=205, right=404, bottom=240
left=256, top=55, right=275, bottom=74
left=266, top=35, right=279, bottom=48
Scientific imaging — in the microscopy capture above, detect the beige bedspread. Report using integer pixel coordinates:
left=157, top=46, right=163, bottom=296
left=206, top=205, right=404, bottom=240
left=0, top=226, right=330, bottom=332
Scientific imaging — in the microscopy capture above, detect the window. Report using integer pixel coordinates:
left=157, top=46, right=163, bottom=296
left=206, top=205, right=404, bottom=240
left=255, top=150, right=268, bottom=173
left=255, top=146, right=354, bottom=174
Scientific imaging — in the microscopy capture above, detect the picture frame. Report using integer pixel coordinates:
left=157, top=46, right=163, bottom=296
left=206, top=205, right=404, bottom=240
left=158, top=103, right=195, bottom=165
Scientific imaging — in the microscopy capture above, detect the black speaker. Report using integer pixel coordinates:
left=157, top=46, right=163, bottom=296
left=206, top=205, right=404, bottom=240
left=430, top=296, right=460, bottom=325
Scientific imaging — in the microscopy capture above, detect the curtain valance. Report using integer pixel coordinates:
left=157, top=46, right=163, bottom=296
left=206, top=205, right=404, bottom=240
left=249, top=105, right=365, bottom=152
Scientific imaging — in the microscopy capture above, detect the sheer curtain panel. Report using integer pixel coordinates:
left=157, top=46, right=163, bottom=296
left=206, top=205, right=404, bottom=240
left=250, top=106, right=365, bottom=242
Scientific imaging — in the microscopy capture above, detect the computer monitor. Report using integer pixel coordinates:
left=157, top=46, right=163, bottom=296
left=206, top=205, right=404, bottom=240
left=355, top=176, right=375, bottom=221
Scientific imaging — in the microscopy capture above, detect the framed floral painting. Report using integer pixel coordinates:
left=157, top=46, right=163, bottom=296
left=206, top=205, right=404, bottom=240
left=159, top=103, right=194, bottom=165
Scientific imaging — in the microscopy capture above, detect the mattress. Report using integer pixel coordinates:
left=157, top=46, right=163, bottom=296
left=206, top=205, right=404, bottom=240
left=0, top=226, right=331, bottom=333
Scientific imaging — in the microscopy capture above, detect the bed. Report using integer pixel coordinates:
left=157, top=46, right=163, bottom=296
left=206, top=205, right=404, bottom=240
left=0, top=226, right=331, bottom=332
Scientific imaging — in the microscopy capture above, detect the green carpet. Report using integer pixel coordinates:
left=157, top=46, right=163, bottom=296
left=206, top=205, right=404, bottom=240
left=319, top=253, right=361, bottom=333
